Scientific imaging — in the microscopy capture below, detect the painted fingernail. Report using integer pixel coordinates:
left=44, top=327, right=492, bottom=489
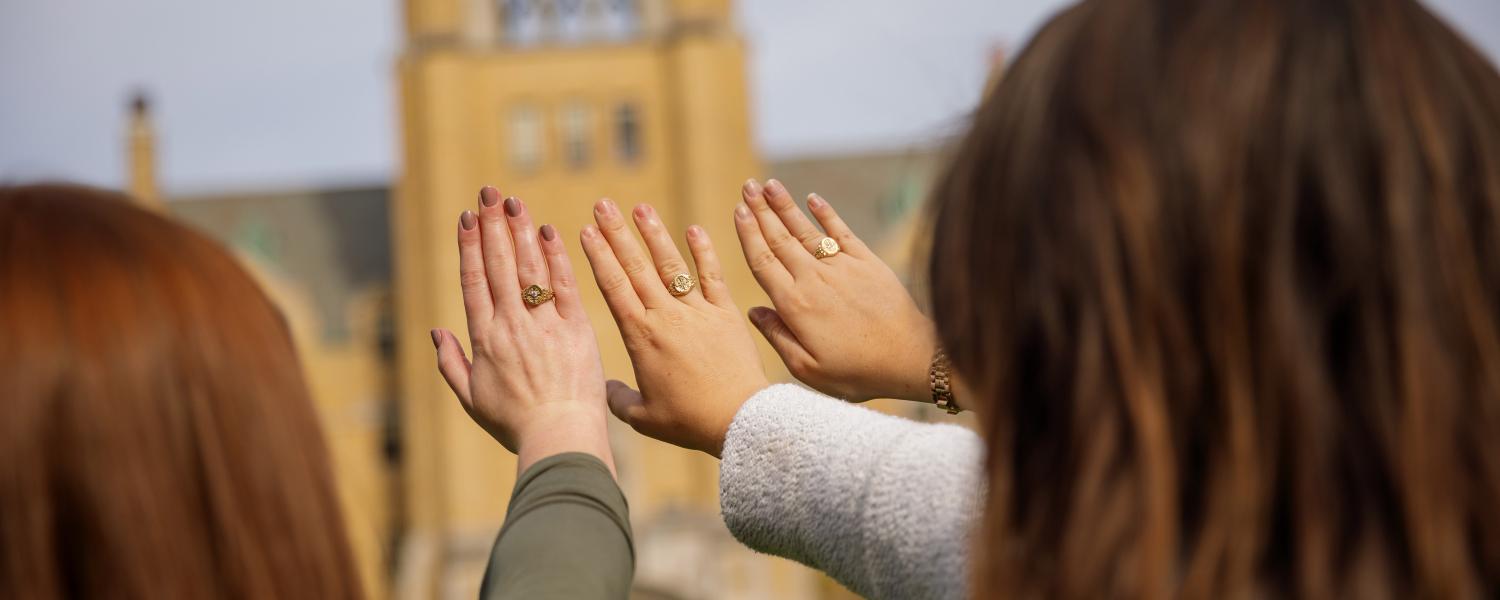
left=735, top=203, right=750, bottom=220
left=460, top=210, right=477, bottom=230
left=540, top=224, right=556, bottom=241
left=430, top=329, right=441, bottom=348
left=504, top=196, right=521, bottom=217
left=743, top=179, right=761, bottom=197
left=808, top=194, right=825, bottom=209
left=766, top=179, right=786, bottom=196
left=480, top=186, right=499, bottom=207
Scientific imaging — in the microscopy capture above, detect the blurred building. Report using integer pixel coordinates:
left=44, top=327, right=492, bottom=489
left=136, top=2, right=965, bottom=598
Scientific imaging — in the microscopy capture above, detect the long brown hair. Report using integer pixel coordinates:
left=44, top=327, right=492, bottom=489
left=930, top=0, right=1500, bottom=597
left=0, top=185, right=362, bottom=598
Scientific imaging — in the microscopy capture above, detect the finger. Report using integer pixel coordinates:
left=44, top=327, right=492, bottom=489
left=748, top=306, right=816, bottom=378
left=632, top=203, right=703, bottom=304
left=605, top=379, right=648, bottom=430
left=432, top=329, right=474, bottom=410
left=807, top=193, right=872, bottom=257
left=761, top=178, right=825, bottom=251
left=593, top=198, right=675, bottom=307
left=540, top=224, right=586, bottom=320
left=457, top=210, right=493, bottom=327
left=580, top=224, right=646, bottom=324
left=503, top=196, right=556, bottom=317
left=746, top=179, right=818, bottom=273
left=687, top=225, right=732, bottom=307
left=733, top=195, right=795, bottom=302
left=477, top=186, right=522, bottom=312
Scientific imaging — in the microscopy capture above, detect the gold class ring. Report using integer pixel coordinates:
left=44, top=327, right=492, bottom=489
left=667, top=273, right=697, bottom=296
left=522, top=284, right=555, bottom=307
left=813, top=237, right=841, bottom=259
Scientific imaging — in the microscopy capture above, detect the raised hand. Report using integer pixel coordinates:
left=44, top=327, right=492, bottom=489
left=735, top=179, right=936, bottom=403
left=580, top=199, right=769, bottom=457
left=432, top=186, right=614, bottom=475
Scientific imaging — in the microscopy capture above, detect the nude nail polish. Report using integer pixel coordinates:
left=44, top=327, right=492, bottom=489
left=460, top=210, right=477, bottom=230
left=480, top=186, right=498, bottom=207
left=430, top=329, right=441, bottom=348
left=504, top=197, right=521, bottom=217
left=540, top=224, right=556, bottom=241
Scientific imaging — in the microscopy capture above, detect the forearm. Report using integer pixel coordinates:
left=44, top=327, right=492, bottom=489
left=483, top=453, right=634, bottom=600
left=718, top=384, right=984, bottom=600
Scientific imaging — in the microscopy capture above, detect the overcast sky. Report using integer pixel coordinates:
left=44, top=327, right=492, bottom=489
left=1, top=0, right=1496, bottom=195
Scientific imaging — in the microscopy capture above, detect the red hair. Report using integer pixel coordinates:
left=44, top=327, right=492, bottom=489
left=0, top=184, right=362, bottom=598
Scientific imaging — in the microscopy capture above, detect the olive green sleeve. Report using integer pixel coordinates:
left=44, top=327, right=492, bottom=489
left=480, top=452, right=634, bottom=600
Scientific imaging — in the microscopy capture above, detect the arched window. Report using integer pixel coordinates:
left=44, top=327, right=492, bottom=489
left=614, top=103, right=642, bottom=164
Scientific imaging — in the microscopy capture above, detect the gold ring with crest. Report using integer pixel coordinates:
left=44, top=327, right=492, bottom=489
left=522, top=284, right=555, bottom=307
left=667, top=273, right=696, bottom=296
left=813, top=237, right=841, bottom=259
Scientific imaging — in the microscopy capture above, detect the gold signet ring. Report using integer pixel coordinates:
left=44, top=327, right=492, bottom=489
left=522, top=284, right=555, bottom=307
left=813, top=237, right=841, bottom=259
left=667, top=273, right=696, bottom=296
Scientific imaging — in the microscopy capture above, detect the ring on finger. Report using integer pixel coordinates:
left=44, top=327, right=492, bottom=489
left=667, top=272, right=697, bottom=297
left=522, top=284, right=555, bottom=307
left=813, top=237, right=841, bottom=259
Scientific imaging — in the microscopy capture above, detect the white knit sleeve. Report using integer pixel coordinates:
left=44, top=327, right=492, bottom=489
left=718, top=384, right=984, bottom=600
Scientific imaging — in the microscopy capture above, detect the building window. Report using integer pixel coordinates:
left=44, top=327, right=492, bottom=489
left=561, top=102, right=592, bottom=169
left=509, top=105, right=544, bottom=172
left=498, top=0, right=641, bottom=45
left=614, top=103, right=641, bottom=164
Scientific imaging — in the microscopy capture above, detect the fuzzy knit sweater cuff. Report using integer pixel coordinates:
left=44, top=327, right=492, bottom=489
left=718, top=384, right=984, bottom=600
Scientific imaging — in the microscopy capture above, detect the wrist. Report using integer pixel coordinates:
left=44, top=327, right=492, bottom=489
left=705, top=377, right=770, bottom=459
left=891, top=332, right=939, bottom=403
left=514, top=403, right=615, bottom=477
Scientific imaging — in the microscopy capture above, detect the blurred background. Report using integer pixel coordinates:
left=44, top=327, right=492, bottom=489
left=2, top=1, right=1496, bottom=598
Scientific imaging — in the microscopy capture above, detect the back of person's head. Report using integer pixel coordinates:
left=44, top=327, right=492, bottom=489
left=929, top=0, right=1500, bottom=596
left=0, top=185, right=361, bottom=598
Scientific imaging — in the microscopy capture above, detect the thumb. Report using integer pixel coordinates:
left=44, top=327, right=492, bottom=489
left=747, top=306, right=815, bottom=376
left=605, top=379, right=647, bottom=428
left=432, top=329, right=474, bottom=409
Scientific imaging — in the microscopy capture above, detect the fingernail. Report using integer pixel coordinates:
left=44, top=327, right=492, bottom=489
left=688, top=225, right=704, bottom=238
left=595, top=198, right=616, bottom=216
left=504, top=196, right=521, bottom=217
left=582, top=225, right=598, bottom=239
left=808, top=194, right=825, bottom=209
left=748, top=307, right=768, bottom=323
left=766, top=179, right=785, bottom=196
left=430, top=329, right=441, bottom=348
left=460, top=210, right=477, bottom=230
left=480, top=186, right=498, bottom=207
left=540, top=224, right=556, bottom=241
left=735, top=203, right=750, bottom=220
left=743, top=179, right=761, bottom=197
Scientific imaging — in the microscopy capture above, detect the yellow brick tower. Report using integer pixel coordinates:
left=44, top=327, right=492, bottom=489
left=393, top=1, right=802, bottom=596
